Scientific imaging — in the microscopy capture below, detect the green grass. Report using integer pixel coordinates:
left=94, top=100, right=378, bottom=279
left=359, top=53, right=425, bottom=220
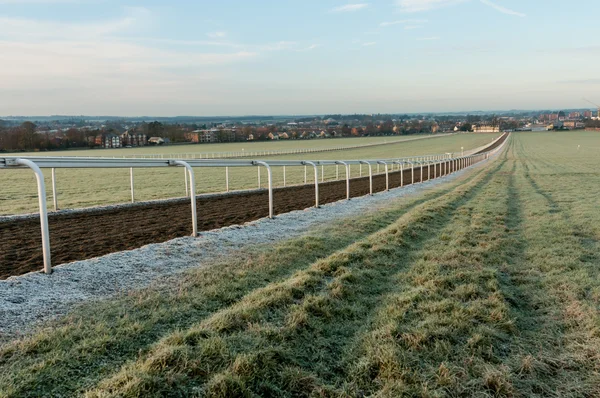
left=0, top=133, right=498, bottom=215
left=3, top=131, right=599, bottom=397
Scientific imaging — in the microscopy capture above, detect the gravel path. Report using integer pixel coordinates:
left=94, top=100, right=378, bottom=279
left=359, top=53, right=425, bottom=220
left=0, top=162, right=487, bottom=342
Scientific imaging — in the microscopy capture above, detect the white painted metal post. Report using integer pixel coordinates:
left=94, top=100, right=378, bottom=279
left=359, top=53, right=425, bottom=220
left=226, top=166, right=230, bottom=192
left=254, top=162, right=274, bottom=219
left=410, top=162, right=414, bottom=184
left=336, top=164, right=339, bottom=180
left=15, top=159, right=52, bottom=274
left=130, top=167, right=134, bottom=203
left=304, top=161, right=319, bottom=207
left=380, top=162, right=389, bottom=191
left=173, top=161, right=197, bottom=237
left=400, top=162, right=404, bottom=187
left=336, top=161, right=351, bottom=200
left=321, top=164, right=324, bottom=183
left=420, top=162, right=424, bottom=183
left=184, top=167, right=189, bottom=197
left=51, top=167, right=58, bottom=211
left=361, top=161, right=373, bottom=195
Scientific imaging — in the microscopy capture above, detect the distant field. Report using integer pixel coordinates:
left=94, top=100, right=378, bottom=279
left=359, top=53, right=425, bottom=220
left=12, top=135, right=433, bottom=158
left=3, top=131, right=600, bottom=396
left=1, top=133, right=499, bottom=215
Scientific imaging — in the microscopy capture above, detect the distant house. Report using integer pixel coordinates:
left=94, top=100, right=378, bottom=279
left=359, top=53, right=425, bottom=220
left=121, top=130, right=147, bottom=147
left=473, top=125, right=500, bottom=133
left=104, top=133, right=122, bottom=148
left=148, top=137, right=165, bottom=145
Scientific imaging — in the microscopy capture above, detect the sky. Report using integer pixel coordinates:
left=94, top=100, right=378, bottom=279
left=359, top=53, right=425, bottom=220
left=1, top=0, right=600, bottom=116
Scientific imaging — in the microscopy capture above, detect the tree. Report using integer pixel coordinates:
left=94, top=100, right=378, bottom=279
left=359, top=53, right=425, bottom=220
left=147, top=121, right=164, bottom=137
left=341, top=124, right=351, bottom=137
left=460, top=123, right=472, bottom=132
left=19, top=121, right=38, bottom=150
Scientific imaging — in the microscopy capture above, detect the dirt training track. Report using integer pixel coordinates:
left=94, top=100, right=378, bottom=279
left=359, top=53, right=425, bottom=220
left=0, top=135, right=506, bottom=279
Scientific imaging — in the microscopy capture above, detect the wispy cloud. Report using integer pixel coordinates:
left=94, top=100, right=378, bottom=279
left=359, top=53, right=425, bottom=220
left=259, top=41, right=297, bottom=51
left=380, top=19, right=427, bottom=27
left=330, top=3, right=369, bottom=13
left=558, top=78, right=600, bottom=85
left=417, top=36, right=440, bottom=41
left=297, top=44, right=320, bottom=52
left=206, top=31, right=227, bottom=39
left=480, top=0, right=525, bottom=17
left=404, top=25, right=422, bottom=30
left=395, top=0, right=467, bottom=13
left=0, top=7, right=150, bottom=39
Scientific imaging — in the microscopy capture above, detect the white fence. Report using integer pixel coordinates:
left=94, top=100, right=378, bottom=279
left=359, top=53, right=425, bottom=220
left=0, top=133, right=509, bottom=275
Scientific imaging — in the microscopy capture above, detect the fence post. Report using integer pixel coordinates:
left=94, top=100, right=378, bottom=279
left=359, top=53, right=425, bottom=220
left=130, top=167, right=134, bottom=203
left=304, top=165, right=307, bottom=184
left=321, top=164, right=324, bottom=183
left=303, top=161, right=319, bottom=207
left=184, top=167, right=189, bottom=197
left=336, top=161, right=350, bottom=200
left=380, top=161, right=389, bottom=191
left=51, top=167, right=58, bottom=211
left=173, top=161, right=198, bottom=237
left=254, top=161, right=274, bottom=219
left=360, top=161, right=373, bottom=195
left=400, top=162, right=404, bottom=187
left=15, top=159, right=52, bottom=274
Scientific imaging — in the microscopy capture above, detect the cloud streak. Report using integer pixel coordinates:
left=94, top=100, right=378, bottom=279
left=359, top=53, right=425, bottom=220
left=330, top=3, right=369, bottom=13
left=395, top=0, right=467, bottom=13
left=480, top=0, right=525, bottom=17
left=380, top=19, right=428, bottom=27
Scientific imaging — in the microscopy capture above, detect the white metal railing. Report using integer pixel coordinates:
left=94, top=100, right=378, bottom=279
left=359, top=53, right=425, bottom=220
left=0, top=133, right=509, bottom=275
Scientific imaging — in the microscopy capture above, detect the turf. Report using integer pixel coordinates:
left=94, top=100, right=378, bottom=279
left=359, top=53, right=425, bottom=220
left=0, top=133, right=498, bottom=215
left=2, top=131, right=600, bottom=397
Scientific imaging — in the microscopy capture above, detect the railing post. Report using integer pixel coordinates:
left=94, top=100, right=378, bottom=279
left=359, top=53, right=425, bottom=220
left=51, top=167, right=58, bottom=211
left=173, top=161, right=198, bottom=237
left=303, top=161, right=319, bottom=207
left=304, top=165, right=307, bottom=184
left=254, top=161, right=274, bottom=219
left=360, top=161, right=373, bottom=195
left=380, top=161, right=389, bottom=191
left=15, top=159, right=52, bottom=274
left=420, top=161, right=424, bottom=183
left=336, top=161, right=350, bottom=200
left=399, top=162, right=404, bottom=187
left=130, top=167, right=135, bottom=203
left=321, top=164, right=324, bottom=183
left=184, top=167, right=189, bottom=197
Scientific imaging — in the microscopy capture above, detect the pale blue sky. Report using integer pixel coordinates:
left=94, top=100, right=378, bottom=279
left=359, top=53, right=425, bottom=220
left=1, top=0, right=599, bottom=116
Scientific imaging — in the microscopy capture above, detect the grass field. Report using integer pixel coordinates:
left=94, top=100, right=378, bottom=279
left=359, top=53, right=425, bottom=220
left=1, top=133, right=499, bottom=215
left=2, top=131, right=600, bottom=396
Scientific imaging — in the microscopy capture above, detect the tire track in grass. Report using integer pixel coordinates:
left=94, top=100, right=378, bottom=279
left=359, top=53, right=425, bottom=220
left=503, top=138, right=600, bottom=396
left=83, top=154, right=509, bottom=397
left=0, top=163, right=498, bottom=397
left=340, top=146, right=521, bottom=397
